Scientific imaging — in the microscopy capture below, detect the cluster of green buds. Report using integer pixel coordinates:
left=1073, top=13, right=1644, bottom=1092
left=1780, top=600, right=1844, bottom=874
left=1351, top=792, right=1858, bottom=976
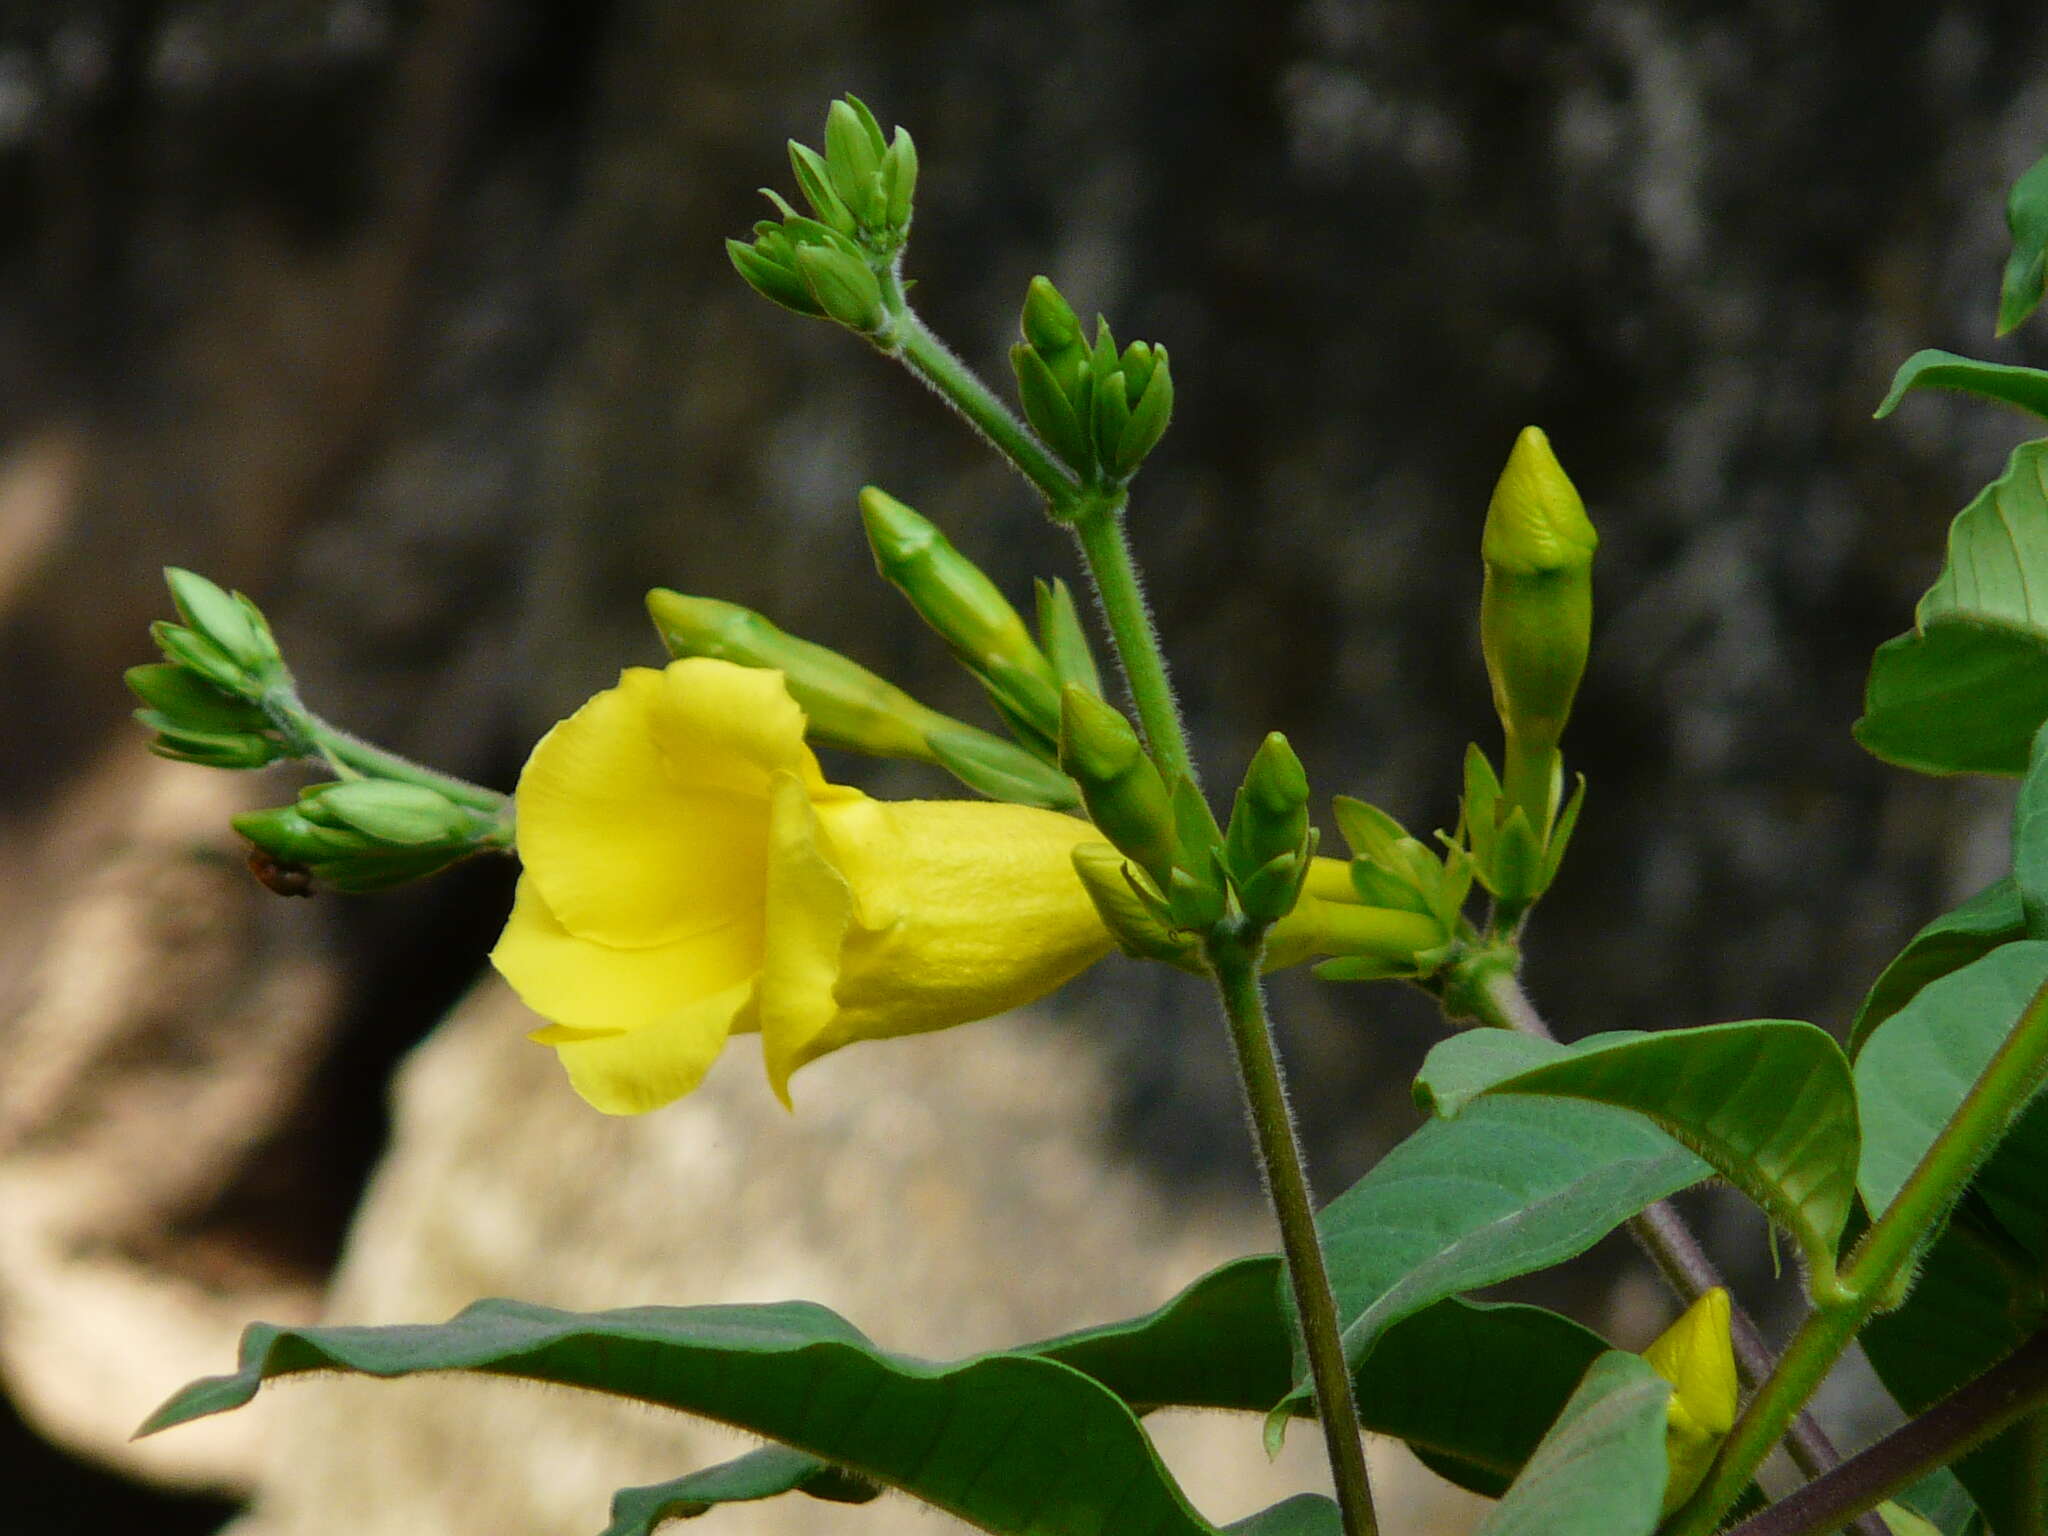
left=129, top=569, right=298, bottom=769
left=646, top=587, right=1078, bottom=811
left=1057, top=687, right=1457, bottom=979
left=726, top=96, right=916, bottom=339
left=1010, top=277, right=1174, bottom=490
left=234, top=782, right=502, bottom=894
left=1464, top=426, right=1595, bottom=923
left=131, top=567, right=514, bottom=895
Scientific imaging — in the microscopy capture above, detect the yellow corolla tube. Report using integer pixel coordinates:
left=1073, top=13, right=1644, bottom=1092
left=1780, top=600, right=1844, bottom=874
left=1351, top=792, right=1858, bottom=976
left=1644, top=1287, right=1740, bottom=1516
left=491, top=658, right=1112, bottom=1114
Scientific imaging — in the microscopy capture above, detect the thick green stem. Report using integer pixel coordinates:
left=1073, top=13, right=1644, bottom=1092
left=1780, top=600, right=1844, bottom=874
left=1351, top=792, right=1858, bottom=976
left=1669, top=973, right=2048, bottom=1536
left=1070, top=500, right=1199, bottom=789
left=889, top=308, right=1080, bottom=512
left=1468, top=968, right=1882, bottom=1530
left=1208, top=935, right=1379, bottom=1536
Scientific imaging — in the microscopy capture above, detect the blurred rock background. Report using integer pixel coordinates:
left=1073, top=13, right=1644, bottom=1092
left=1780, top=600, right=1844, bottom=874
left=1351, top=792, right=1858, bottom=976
left=0, top=0, right=2045, bottom=1531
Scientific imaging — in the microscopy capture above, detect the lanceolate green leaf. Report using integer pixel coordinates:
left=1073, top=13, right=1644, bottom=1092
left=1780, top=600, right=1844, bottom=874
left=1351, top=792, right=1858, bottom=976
left=1875, top=350, right=2048, bottom=424
left=1417, top=1021, right=1861, bottom=1302
left=598, top=1447, right=875, bottom=1535
left=1854, top=941, right=2048, bottom=1221
left=1288, top=1095, right=1706, bottom=1413
left=1473, top=1352, right=1672, bottom=1536
left=141, top=1299, right=1216, bottom=1536
left=1856, top=441, right=2048, bottom=777
left=1222, top=1496, right=1344, bottom=1536
left=2015, top=722, right=2048, bottom=937
left=1862, top=1217, right=2048, bottom=1536
left=1849, top=879, right=2025, bottom=1056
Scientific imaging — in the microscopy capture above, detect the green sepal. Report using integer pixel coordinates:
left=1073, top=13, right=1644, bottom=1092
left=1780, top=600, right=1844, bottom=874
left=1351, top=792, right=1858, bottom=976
left=1012, top=343, right=1094, bottom=472
left=1059, top=685, right=1178, bottom=884
left=1071, top=843, right=1204, bottom=971
left=979, top=655, right=1065, bottom=748
left=1538, top=773, right=1588, bottom=889
left=924, top=725, right=1081, bottom=811
left=791, top=245, right=886, bottom=334
left=1091, top=369, right=1132, bottom=471
left=1035, top=578, right=1104, bottom=697
left=143, top=720, right=287, bottom=769
left=1236, top=841, right=1316, bottom=926
left=1167, top=856, right=1230, bottom=933
left=1313, top=954, right=1425, bottom=983
left=1997, top=149, right=2048, bottom=336
left=126, top=662, right=272, bottom=735
left=232, top=805, right=365, bottom=863
left=1090, top=316, right=1119, bottom=377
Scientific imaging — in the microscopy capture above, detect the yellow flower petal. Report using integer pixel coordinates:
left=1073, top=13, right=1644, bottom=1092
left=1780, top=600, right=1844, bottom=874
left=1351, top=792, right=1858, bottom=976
left=756, top=773, right=856, bottom=1107
left=546, top=980, right=757, bottom=1115
left=1645, top=1287, right=1738, bottom=1515
left=491, top=873, right=761, bottom=1035
left=760, top=794, right=1109, bottom=1098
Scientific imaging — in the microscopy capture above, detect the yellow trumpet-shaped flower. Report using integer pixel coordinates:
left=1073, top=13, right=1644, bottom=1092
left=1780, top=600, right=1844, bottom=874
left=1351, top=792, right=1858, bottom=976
left=1644, top=1287, right=1740, bottom=1516
left=491, top=658, right=1112, bottom=1113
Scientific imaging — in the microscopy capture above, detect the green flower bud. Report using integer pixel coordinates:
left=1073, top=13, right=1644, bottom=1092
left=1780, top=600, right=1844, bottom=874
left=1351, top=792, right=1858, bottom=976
left=165, top=568, right=279, bottom=675
left=1058, top=685, right=1178, bottom=884
left=300, top=781, right=476, bottom=846
left=923, top=724, right=1081, bottom=811
left=1090, top=369, right=1133, bottom=471
left=1022, top=276, right=1084, bottom=356
left=792, top=244, right=887, bottom=334
left=648, top=589, right=941, bottom=761
left=824, top=98, right=885, bottom=210
left=788, top=141, right=857, bottom=237
left=233, top=804, right=366, bottom=864
left=859, top=486, right=1060, bottom=702
left=144, top=722, right=288, bottom=770
left=149, top=620, right=253, bottom=697
left=1012, top=342, right=1094, bottom=473
left=1111, top=346, right=1173, bottom=478
left=1480, top=426, right=1596, bottom=767
left=126, top=662, right=272, bottom=735
left=1224, top=733, right=1312, bottom=907
left=881, top=127, right=918, bottom=238
left=727, top=237, right=827, bottom=318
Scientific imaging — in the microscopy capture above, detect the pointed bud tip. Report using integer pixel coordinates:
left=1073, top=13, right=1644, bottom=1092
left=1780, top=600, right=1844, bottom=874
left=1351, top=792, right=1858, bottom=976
left=1483, top=426, right=1597, bottom=575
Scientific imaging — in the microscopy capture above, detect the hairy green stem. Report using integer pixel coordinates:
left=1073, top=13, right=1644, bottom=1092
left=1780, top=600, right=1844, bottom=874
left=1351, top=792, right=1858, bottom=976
left=1469, top=968, right=1882, bottom=1530
left=889, top=307, right=1080, bottom=512
left=265, top=685, right=511, bottom=819
left=1209, top=935, right=1379, bottom=1536
left=1070, top=500, right=1199, bottom=788
left=1670, top=973, right=2048, bottom=1536
left=1723, top=1328, right=2048, bottom=1536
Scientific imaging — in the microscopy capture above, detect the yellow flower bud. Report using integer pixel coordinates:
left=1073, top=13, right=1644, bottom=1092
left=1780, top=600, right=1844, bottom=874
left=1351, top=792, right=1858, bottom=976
left=1643, top=1287, right=1739, bottom=1516
left=491, top=660, right=1112, bottom=1113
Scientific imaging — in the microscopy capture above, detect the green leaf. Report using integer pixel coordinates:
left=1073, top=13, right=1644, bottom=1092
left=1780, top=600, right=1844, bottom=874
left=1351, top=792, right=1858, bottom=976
left=1417, top=1021, right=1861, bottom=1301
left=1998, top=149, right=2048, bottom=337
left=1856, top=441, right=2048, bottom=777
left=1849, top=879, right=2025, bottom=1056
left=1897, top=1466, right=1986, bottom=1536
left=2016, top=723, right=2048, bottom=937
left=1875, top=350, right=2048, bottom=424
left=1292, top=1096, right=1706, bottom=1413
left=1472, top=1352, right=1672, bottom=1536
left=1854, top=941, right=2048, bottom=1220
left=1221, top=1496, right=1343, bottom=1536
left=1034, top=1254, right=1610, bottom=1499
left=1863, top=1217, right=2048, bottom=1536
left=140, top=1299, right=1218, bottom=1536
left=597, top=1446, right=875, bottom=1534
